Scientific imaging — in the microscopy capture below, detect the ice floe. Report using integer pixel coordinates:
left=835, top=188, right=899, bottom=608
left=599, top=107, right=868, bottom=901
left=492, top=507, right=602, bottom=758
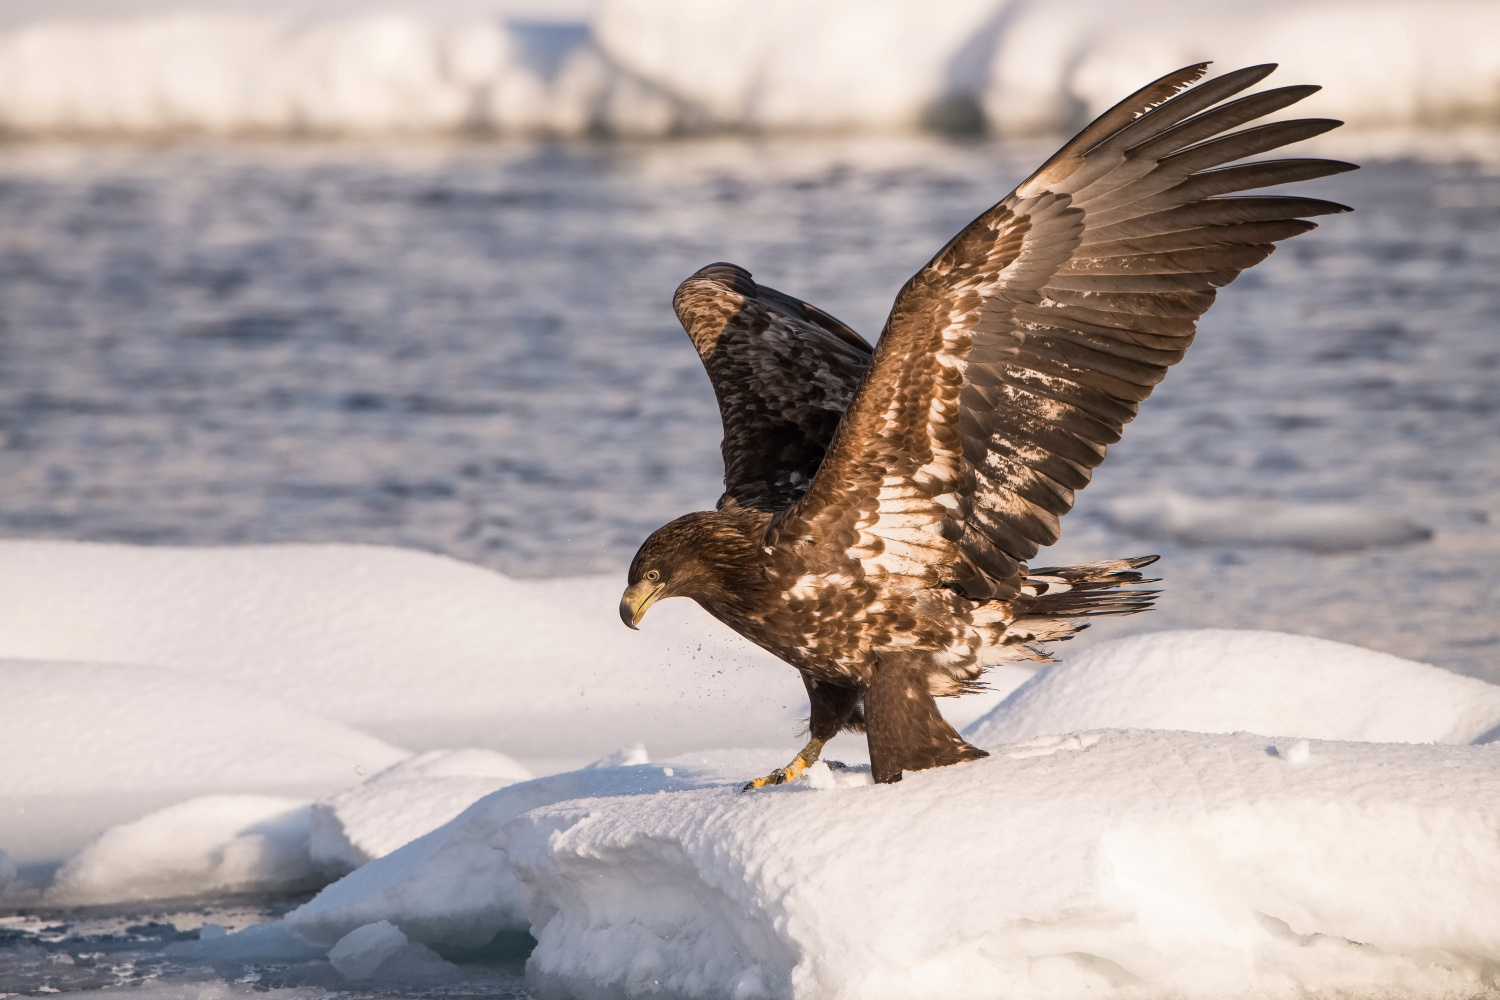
left=967, top=629, right=1500, bottom=748
left=1102, top=491, right=1432, bottom=551
left=0, top=0, right=1497, bottom=136
left=0, top=658, right=406, bottom=870
left=46, top=795, right=321, bottom=906
left=508, top=730, right=1500, bottom=1000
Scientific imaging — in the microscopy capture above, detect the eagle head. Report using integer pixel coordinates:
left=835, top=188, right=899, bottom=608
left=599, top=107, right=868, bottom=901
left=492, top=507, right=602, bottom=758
left=620, top=508, right=767, bottom=629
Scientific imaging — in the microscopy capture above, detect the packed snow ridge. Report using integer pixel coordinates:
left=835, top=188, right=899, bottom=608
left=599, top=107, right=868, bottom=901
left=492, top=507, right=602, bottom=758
left=0, top=0, right=1497, bottom=136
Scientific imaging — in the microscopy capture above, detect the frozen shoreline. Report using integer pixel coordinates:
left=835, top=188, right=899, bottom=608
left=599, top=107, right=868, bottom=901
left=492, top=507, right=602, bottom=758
left=1, top=0, right=1498, bottom=137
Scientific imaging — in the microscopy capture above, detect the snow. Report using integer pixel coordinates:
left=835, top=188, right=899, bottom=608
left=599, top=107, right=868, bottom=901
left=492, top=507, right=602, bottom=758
left=284, top=749, right=788, bottom=948
left=0, top=541, right=806, bottom=773
left=508, top=730, right=1500, bottom=1000
left=0, top=0, right=1497, bottom=136
left=0, top=658, right=407, bottom=870
left=46, top=795, right=321, bottom=906
left=967, top=630, right=1500, bottom=749
left=1102, top=491, right=1431, bottom=551
left=309, top=749, right=533, bottom=875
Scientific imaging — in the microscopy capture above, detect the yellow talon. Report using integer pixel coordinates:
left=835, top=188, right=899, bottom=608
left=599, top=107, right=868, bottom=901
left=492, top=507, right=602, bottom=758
left=742, top=738, right=826, bottom=791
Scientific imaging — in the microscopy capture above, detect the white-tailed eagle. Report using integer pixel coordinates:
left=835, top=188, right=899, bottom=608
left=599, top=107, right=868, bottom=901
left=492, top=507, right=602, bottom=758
left=619, top=64, right=1354, bottom=786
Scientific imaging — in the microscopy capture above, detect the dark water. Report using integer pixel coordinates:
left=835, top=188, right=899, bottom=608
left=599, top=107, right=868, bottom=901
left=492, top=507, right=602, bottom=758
left=0, top=135, right=1497, bottom=679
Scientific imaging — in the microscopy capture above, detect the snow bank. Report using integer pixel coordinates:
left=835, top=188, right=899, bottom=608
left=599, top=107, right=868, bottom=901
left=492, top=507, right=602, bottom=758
left=968, top=630, right=1500, bottom=749
left=1102, top=492, right=1431, bottom=551
left=0, top=8, right=678, bottom=136
left=46, top=795, right=321, bottom=906
left=0, top=658, right=406, bottom=868
left=508, top=730, right=1500, bottom=1000
left=0, top=541, right=810, bottom=772
left=2, top=0, right=1498, bottom=136
left=309, top=749, right=533, bottom=875
left=601, top=0, right=1500, bottom=133
left=285, top=748, right=785, bottom=948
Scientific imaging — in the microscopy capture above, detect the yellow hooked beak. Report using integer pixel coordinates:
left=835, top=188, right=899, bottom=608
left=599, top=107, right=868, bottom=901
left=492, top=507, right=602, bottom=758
left=619, top=579, right=665, bottom=630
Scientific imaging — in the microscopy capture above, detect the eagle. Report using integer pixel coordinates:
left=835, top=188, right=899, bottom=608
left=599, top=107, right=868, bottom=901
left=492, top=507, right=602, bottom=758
left=619, top=63, right=1353, bottom=787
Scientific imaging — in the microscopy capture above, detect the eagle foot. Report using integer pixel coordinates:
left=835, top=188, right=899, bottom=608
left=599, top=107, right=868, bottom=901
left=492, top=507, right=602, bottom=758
left=742, top=737, right=828, bottom=791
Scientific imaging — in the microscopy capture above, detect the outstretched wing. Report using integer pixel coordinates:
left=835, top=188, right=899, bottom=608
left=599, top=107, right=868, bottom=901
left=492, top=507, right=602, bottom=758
left=771, top=63, right=1355, bottom=599
left=673, top=263, right=873, bottom=510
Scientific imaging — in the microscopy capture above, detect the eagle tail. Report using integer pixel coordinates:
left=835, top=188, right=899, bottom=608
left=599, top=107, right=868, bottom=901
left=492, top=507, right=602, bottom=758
left=972, top=556, right=1161, bottom=665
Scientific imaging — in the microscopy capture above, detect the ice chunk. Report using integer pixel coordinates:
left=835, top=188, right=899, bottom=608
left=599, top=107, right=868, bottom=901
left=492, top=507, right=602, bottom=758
left=1102, top=492, right=1431, bottom=551
left=324, top=920, right=463, bottom=984
left=285, top=749, right=785, bottom=948
left=0, top=541, right=803, bottom=773
left=967, top=630, right=1500, bottom=748
left=328, top=921, right=409, bottom=980
left=508, top=730, right=1500, bottom=1000
left=309, top=749, right=533, bottom=876
left=46, top=795, right=321, bottom=906
left=164, top=920, right=327, bottom=965
left=0, top=659, right=407, bottom=869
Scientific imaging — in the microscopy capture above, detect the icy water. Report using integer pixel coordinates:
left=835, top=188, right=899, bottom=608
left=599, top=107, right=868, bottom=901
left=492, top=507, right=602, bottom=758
left=0, top=898, right=531, bottom=998
left=0, top=130, right=1498, bottom=999
left=1, top=133, right=1498, bottom=681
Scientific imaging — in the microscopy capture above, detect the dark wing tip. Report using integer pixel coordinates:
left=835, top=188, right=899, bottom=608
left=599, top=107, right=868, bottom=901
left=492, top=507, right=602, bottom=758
left=684, top=261, right=758, bottom=297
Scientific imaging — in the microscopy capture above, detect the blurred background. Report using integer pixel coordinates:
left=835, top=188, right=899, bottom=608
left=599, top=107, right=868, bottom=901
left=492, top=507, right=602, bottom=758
left=0, top=0, right=1497, bottom=676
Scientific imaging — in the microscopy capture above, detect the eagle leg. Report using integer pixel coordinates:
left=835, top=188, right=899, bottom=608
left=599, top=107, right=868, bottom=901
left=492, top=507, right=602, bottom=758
left=865, top=655, right=988, bottom=784
left=742, top=736, right=828, bottom=790
left=742, top=676, right=862, bottom=791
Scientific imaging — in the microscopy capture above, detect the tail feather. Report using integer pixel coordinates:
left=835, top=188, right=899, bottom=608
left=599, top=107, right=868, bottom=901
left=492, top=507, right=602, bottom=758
left=974, top=556, right=1161, bottom=665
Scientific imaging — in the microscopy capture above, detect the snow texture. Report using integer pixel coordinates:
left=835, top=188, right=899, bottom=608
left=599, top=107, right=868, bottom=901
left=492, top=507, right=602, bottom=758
left=0, top=0, right=1497, bottom=135
left=0, top=657, right=407, bottom=868
left=509, top=730, right=1500, bottom=1000
left=967, top=630, right=1500, bottom=749
left=0, top=541, right=806, bottom=772
left=46, top=795, right=321, bottom=906
left=1102, top=491, right=1431, bottom=551
left=285, top=749, right=787, bottom=948
left=309, top=749, right=533, bottom=875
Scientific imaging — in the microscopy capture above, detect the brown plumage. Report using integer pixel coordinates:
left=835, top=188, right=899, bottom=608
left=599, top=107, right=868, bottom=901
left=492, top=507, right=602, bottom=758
left=619, top=63, right=1355, bottom=786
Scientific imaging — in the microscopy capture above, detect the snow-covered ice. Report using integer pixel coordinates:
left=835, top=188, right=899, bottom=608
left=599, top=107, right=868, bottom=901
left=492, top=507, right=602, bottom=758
left=0, top=658, right=406, bottom=870
left=0, top=0, right=1497, bottom=135
left=0, top=541, right=805, bottom=772
left=309, top=749, right=533, bottom=875
left=284, top=749, right=788, bottom=948
left=46, top=795, right=321, bottom=906
left=508, top=730, right=1500, bottom=1000
left=1102, top=491, right=1431, bottom=551
left=967, top=630, right=1500, bottom=749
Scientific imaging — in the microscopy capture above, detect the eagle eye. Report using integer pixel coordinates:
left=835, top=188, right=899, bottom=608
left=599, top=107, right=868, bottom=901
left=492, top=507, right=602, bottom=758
left=645, top=569, right=660, bottom=582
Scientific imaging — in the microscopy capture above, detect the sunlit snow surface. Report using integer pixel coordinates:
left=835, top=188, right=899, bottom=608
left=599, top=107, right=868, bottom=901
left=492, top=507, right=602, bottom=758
left=0, top=133, right=1497, bottom=678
